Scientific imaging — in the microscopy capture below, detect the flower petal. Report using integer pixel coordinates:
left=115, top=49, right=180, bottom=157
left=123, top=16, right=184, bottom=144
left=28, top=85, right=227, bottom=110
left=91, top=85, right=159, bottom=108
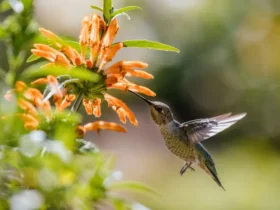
left=105, top=76, right=118, bottom=86
left=83, top=121, right=126, bottom=133
left=34, top=44, right=58, bottom=55
left=79, top=16, right=91, bottom=58
left=104, top=94, right=138, bottom=126
left=100, top=18, right=119, bottom=47
left=108, top=81, right=156, bottom=97
left=24, top=122, right=38, bottom=130
left=58, top=94, right=76, bottom=111
left=115, top=107, right=127, bottom=124
left=62, top=46, right=84, bottom=66
left=39, top=28, right=61, bottom=41
left=99, top=43, right=123, bottom=70
left=31, top=49, right=56, bottom=62
left=76, top=125, right=86, bottom=137
left=104, top=60, right=148, bottom=75
left=55, top=52, right=72, bottom=67
left=31, top=78, right=49, bottom=85
left=124, top=69, right=154, bottom=79
left=92, top=98, right=101, bottom=117
left=18, top=99, right=37, bottom=116
left=17, top=113, right=39, bottom=126
left=15, top=81, right=27, bottom=91
left=24, top=88, right=44, bottom=101
left=89, top=14, right=100, bottom=45
left=83, top=98, right=93, bottom=115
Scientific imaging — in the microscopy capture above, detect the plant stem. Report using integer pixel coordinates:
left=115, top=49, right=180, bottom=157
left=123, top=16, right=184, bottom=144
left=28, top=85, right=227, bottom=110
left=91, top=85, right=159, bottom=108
left=71, top=92, right=84, bottom=112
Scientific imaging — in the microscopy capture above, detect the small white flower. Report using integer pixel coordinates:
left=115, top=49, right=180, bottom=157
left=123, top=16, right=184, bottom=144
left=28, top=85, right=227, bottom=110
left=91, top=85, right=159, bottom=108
left=131, top=203, right=151, bottom=210
left=9, top=190, right=44, bottom=210
left=9, top=0, right=24, bottom=13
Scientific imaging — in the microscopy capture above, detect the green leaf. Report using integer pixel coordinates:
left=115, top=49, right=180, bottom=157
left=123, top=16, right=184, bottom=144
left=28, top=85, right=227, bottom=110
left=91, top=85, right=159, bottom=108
left=111, top=181, right=159, bottom=196
left=103, top=0, right=112, bottom=24
left=26, top=54, right=40, bottom=63
left=0, top=0, right=11, bottom=12
left=111, top=6, right=142, bottom=18
left=0, top=67, right=6, bottom=80
left=0, top=26, right=8, bottom=39
left=61, top=40, right=80, bottom=52
left=122, top=40, right=180, bottom=53
left=90, top=5, right=103, bottom=12
left=21, top=0, right=33, bottom=10
left=109, top=197, right=130, bottom=210
left=21, top=66, right=103, bottom=83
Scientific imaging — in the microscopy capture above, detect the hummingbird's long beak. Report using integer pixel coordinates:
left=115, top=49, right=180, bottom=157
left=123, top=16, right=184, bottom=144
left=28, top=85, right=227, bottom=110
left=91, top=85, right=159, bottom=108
left=128, top=90, right=154, bottom=105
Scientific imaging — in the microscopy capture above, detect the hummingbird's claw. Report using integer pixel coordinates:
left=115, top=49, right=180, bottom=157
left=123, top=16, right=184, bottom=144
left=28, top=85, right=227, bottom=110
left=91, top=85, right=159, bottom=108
left=180, top=162, right=194, bottom=175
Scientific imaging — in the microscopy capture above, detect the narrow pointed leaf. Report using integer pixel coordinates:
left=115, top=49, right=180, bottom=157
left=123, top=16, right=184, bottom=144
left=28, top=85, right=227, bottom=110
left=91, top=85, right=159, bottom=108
left=26, top=54, right=40, bottom=63
left=111, top=6, right=142, bottom=18
left=103, top=0, right=112, bottom=23
left=21, top=66, right=103, bottom=83
left=90, top=5, right=103, bottom=12
left=111, top=181, right=159, bottom=196
left=122, top=40, right=180, bottom=53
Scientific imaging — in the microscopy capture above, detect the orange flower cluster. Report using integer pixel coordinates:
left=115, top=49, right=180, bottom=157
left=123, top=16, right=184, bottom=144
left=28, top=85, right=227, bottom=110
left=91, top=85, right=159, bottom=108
left=4, top=81, right=126, bottom=135
left=30, top=14, right=156, bottom=127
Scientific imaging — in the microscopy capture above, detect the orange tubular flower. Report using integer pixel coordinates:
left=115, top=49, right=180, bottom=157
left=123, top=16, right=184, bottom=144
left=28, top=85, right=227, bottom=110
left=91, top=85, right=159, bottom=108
left=104, top=94, right=138, bottom=126
left=30, top=13, right=156, bottom=128
left=84, top=121, right=126, bottom=133
left=4, top=82, right=126, bottom=135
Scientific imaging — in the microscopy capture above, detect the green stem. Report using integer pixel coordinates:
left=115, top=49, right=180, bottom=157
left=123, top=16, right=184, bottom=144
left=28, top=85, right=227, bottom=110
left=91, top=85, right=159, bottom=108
left=103, top=0, right=112, bottom=24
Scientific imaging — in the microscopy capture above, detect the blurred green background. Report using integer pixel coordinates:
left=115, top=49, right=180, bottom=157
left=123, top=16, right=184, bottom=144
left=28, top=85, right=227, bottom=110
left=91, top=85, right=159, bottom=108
left=2, top=0, right=280, bottom=209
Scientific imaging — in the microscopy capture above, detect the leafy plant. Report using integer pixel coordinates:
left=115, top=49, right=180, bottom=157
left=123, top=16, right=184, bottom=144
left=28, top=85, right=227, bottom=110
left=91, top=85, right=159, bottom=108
left=0, top=0, right=179, bottom=209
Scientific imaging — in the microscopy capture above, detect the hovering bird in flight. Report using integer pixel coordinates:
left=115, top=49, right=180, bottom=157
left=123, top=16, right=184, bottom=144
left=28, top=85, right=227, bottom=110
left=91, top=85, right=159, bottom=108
left=130, top=91, right=246, bottom=190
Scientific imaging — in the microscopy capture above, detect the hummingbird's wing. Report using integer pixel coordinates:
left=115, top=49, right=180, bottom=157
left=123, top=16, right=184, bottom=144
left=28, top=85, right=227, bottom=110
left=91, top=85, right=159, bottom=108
left=179, top=113, right=246, bottom=144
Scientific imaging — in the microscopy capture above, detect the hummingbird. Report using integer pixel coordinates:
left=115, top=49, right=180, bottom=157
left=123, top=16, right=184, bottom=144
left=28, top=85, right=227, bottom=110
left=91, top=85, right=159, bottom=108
left=130, top=91, right=246, bottom=190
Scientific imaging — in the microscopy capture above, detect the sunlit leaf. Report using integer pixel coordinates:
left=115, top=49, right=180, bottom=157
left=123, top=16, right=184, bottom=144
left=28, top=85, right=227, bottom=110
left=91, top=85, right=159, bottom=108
left=0, top=0, right=11, bottom=12
left=122, top=40, right=180, bottom=53
left=21, top=66, right=103, bottom=83
left=26, top=54, right=40, bottom=63
left=109, top=197, right=130, bottom=210
left=21, top=0, right=33, bottom=10
left=111, top=181, right=159, bottom=196
left=103, top=0, right=112, bottom=23
left=90, top=5, right=103, bottom=12
left=111, top=6, right=142, bottom=18
left=0, top=26, right=8, bottom=39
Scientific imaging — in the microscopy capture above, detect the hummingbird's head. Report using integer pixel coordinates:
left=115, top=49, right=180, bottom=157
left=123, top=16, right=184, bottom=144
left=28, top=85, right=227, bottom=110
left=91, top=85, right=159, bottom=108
left=149, top=101, right=173, bottom=125
left=129, top=91, right=173, bottom=125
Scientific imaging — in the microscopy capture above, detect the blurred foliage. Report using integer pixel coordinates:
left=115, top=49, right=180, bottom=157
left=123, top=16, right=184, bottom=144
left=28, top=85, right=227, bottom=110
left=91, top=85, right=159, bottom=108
left=0, top=0, right=39, bottom=86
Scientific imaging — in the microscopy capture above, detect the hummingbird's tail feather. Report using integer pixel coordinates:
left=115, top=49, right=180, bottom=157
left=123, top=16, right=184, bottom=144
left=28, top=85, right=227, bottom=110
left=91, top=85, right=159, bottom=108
left=199, top=161, right=226, bottom=191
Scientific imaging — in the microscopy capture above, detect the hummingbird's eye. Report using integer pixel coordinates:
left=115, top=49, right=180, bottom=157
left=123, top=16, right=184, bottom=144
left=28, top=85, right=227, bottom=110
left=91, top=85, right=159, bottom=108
left=155, top=106, right=164, bottom=113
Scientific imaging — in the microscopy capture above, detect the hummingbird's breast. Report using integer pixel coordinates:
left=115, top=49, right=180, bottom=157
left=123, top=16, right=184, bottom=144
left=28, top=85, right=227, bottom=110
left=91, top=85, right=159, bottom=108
left=159, top=121, right=195, bottom=161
